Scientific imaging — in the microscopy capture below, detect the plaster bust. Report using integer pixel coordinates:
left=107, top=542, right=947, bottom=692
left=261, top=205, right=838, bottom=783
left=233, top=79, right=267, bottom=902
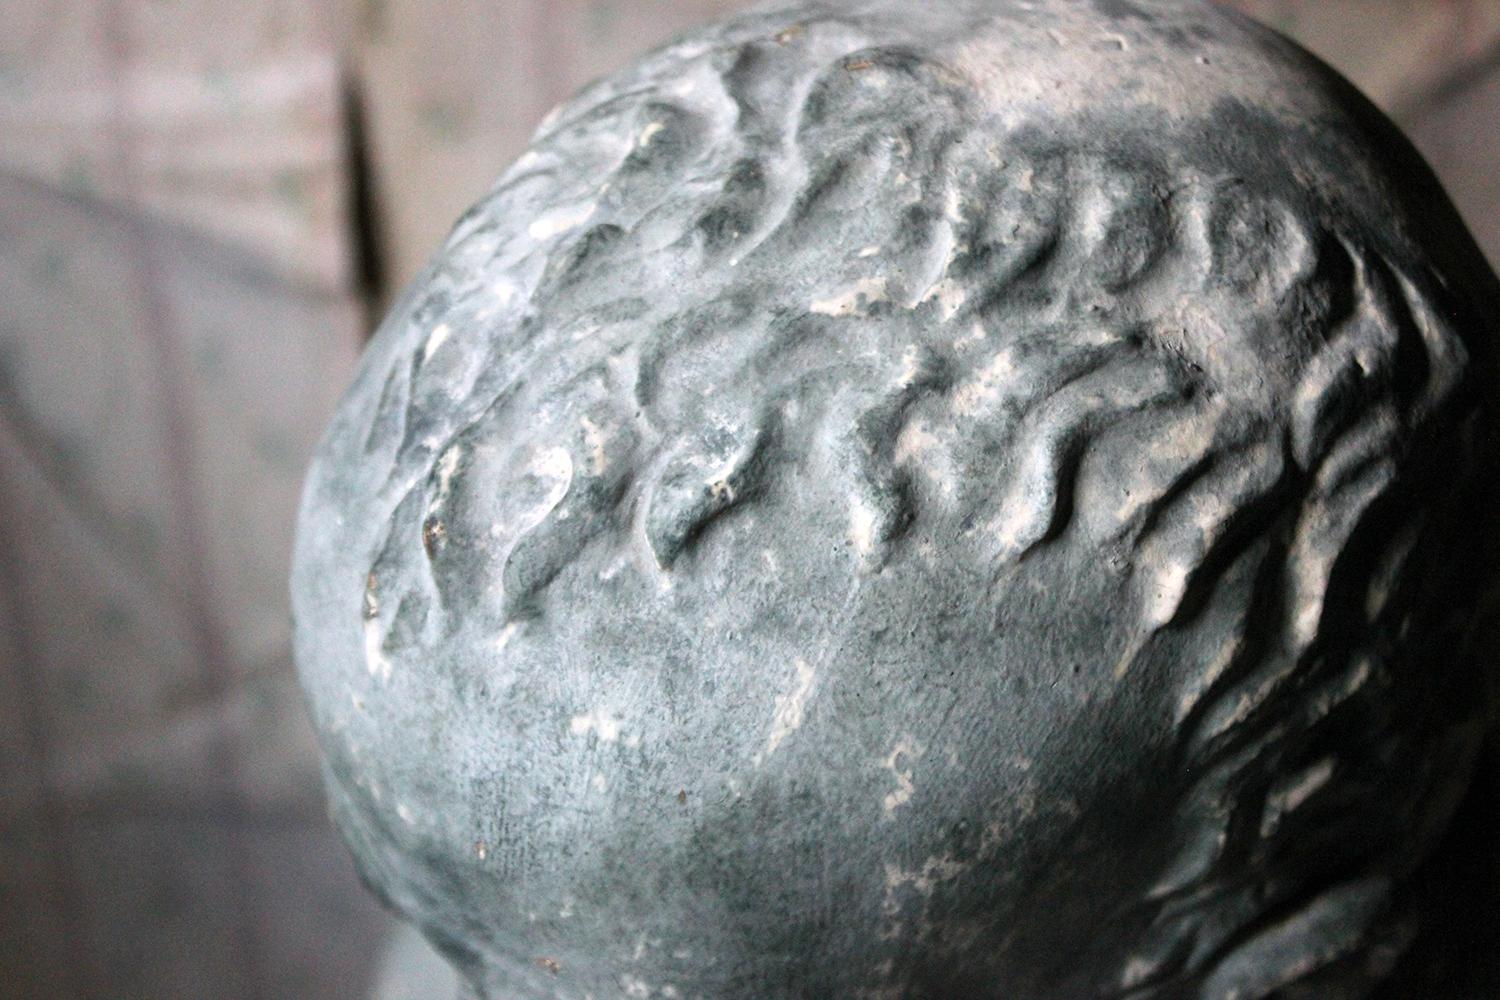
left=292, top=1, right=1500, bottom=997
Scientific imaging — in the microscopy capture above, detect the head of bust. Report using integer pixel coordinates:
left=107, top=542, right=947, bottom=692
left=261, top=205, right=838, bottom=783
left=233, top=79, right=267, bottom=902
left=293, top=1, right=1500, bottom=997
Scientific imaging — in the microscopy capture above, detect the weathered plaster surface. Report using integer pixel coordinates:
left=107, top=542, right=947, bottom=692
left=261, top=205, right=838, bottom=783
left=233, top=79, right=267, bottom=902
left=293, top=2, right=1500, bottom=996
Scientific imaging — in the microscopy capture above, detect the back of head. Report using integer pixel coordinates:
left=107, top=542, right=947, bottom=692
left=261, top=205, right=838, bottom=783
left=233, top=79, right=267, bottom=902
left=293, top=1, right=1500, bottom=996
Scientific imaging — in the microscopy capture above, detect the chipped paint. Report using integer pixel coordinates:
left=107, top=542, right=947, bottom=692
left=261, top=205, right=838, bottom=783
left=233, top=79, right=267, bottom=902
left=638, top=121, right=666, bottom=148
left=580, top=415, right=610, bottom=475
left=760, top=657, right=816, bottom=761
left=811, top=276, right=889, bottom=317
left=570, top=708, right=623, bottom=742
left=849, top=500, right=878, bottom=557
left=892, top=419, right=942, bottom=469
left=495, top=622, right=519, bottom=652
left=881, top=736, right=923, bottom=817
left=422, top=322, right=452, bottom=362
left=363, top=616, right=392, bottom=681
left=920, top=276, right=966, bottom=320
left=896, top=343, right=924, bottom=387
left=528, top=202, right=597, bottom=240
left=430, top=443, right=463, bottom=517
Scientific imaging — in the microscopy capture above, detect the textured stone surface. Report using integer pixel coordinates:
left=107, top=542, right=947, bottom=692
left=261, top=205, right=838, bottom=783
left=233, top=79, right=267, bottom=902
left=294, top=1, right=1500, bottom=997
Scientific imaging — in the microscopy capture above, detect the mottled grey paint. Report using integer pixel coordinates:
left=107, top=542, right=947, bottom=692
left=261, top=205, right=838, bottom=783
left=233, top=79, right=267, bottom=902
left=293, top=1, right=1500, bottom=997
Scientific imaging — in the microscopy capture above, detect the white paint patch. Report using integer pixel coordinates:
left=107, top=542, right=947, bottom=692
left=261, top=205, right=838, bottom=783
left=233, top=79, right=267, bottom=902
left=665, top=66, right=705, bottom=96
left=920, top=277, right=966, bottom=321
left=495, top=622, right=519, bottom=652
left=422, top=322, right=452, bottom=362
left=811, top=276, right=889, bottom=317
left=849, top=500, right=879, bottom=557
left=363, top=616, right=392, bottom=681
left=896, top=343, right=924, bottom=387
left=580, top=416, right=610, bottom=475
left=532, top=446, right=575, bottom=485
left=598, top=552, right=630, bottom=582
left=760, top=658, right=816, bottom=761
left=591, top=772, right=608, bottom=793
left=943, top=186, right=964, bottom=224
left=637, top=121, right=665, bottom=148
left=955, top=320, right=988, bottom=348
left=570, top=708, right=622, bottom=743
left=881, top=853, right=969, bottom=919
left=433, top=443, right=462, bottom=506
left=520, top=447, right=574, bottom=531
left=882, top=736, right=923, bottom=817
left=892, top=420, right=943, bottom=469
left=857, top=245, right=882, bottom=258
left=954, top=350, right=1014, bottom=416
left=528, top=202, right=596, bottom=241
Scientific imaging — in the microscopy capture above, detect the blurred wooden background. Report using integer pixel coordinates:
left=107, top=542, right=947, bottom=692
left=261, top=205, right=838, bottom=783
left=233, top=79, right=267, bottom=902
left=1, top=2, right=1496, bottom=997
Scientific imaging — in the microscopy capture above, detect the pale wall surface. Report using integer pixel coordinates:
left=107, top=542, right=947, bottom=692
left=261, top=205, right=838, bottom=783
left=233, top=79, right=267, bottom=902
left=0, top=2, right=1495, bottom=998
left=0, top=4, right=387, bottom=999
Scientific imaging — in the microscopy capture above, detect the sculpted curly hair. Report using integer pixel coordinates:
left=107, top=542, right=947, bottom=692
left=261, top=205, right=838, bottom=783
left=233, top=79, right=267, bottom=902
left=294, top=2, right=1500, bottom=997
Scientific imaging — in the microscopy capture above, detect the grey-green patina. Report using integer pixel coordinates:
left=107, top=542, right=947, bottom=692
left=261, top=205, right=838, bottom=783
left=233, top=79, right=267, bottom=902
left=293, top=1, right=1500, bottom=996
